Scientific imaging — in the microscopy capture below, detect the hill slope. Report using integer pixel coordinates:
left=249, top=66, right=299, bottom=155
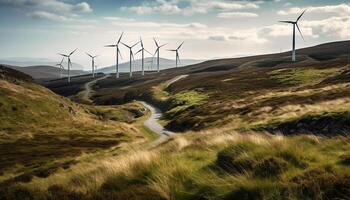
left=84, top=40, right=350, bottom=134
left=0, top=65, right=145, bottom=185
left=97, top=57, right=204, bottom=73
left=4, top=65, right=86, bottom=80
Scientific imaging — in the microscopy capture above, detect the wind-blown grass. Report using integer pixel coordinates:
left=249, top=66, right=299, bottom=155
left=3, top=130, right=349, bottom=200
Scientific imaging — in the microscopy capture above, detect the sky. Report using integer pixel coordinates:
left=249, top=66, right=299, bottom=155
left=0, top=0, right=350, bottom=70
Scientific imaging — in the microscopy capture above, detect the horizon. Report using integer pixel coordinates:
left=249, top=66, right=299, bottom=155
left=1, top=0, right=349, bottom=70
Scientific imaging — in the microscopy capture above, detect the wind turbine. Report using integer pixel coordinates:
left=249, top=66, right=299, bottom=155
left=55, top=57, right=64, bottom=78
left=279, top=10, right=306, bottom=62
left=105, top=32, right=124, bottom=78
left=135, top=37, right=152, bottom=76
left=153, top=38, right=167, bottom=72
left=121, top=41, right=139, bottom=78
left=168, top=42, right=184, bottom=68
left=86, top=53, right=98, bottom=78
left=58, top=49, right=77, bottom=83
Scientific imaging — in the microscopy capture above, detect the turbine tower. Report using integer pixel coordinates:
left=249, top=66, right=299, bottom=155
left=153, top=38, right=167, bottom=72
left=105, top=32, right=124, bottom=78
left=135, top=37, right=152, bottom=76
left=121, top=41, right=139, bottom=78
left=86, top=53, right=98, bottom=78
left=55, top=57, right=64, bottom=78
left=279, top=10, right=306, bottom=62
left=168, top=42, right=184, bottom=68
left=58, top=49, right=77, bottom=83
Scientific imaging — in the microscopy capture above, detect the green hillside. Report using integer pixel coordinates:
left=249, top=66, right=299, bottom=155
left=0, top=65, right=147, bottom=187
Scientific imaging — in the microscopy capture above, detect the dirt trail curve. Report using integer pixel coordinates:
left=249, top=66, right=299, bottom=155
left=80, top=74, right=110, bottom=104
left=140, top=101, right=175, bottom=146
left=165, top=74, right=188, bottom=88
left=140, top=75, right=188, bottom=145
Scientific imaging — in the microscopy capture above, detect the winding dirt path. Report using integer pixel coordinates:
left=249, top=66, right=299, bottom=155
left=140, top=101, right=175, bottom=146
left=165, top=75, right=188, bottom=88
left=80, top=74, right=110, bottom=103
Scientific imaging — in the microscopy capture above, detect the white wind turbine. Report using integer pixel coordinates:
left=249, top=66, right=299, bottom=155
left=55, top=57, right=64, bottom=78
left=86, top=53, right=99, bottom=78
left=105, top=32, right=124, bottom=78
left=279, top=10, right=306, bottom=62
left=121, top=41, right=139, bottom=78
left=135, top=37, right=152, bottom=76
left=168, top=42, right=184, bottom=68
left=58, top=49, right=77, bottom=83
left=153, top=38, right=167, bottom=72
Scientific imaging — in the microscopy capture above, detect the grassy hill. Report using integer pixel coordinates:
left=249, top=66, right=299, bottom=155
left=6, top=41, right=350, bottom=200
left=51, top=40, right=350, bottom=135
left=4, top=65, right=86, bottom=81
left=0, top=65, right=149, bottom=189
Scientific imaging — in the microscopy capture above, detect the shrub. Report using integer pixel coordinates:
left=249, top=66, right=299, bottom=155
left=253, top=157, right=288, bottom=178
left=215, top=143, right=257, bottom=173
left=289, top=167, right=350, bottom=199
left=339, top=154, right=350, bottom=165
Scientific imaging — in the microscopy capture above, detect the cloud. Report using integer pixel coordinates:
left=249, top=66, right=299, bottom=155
left=278, top=3, right=350, bottom=16
left=302, top=16, right=350, bottom=39
left=28, top=11, right=68, bottom=22
left=208, top=35, right=227, bottom=41
left=121, top=0, right=260, bottom=16
left=0, top=0, right=92, bottom=13
left=217, top=12, right=258, bottom=18
left=208, top=1, right=259, bottom=10
left=106, top=17, right=207, bottom=29
left=0, top=0, right=92, bottom=22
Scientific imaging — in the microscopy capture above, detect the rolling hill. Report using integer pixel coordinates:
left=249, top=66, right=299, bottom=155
left=2, top=41, right=350, bottom=200
left=58, top=40, right=350, bottom=134
left=0, top=64, right=147, bottom=189
left=96, top=57, right=204, bottom=73
left=4, top=65, right=86, bottom=80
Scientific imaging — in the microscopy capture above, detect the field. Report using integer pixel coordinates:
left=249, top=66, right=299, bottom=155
left=0, top=65, right=151, bottom=192
left=2, top=41, right=350, bottom=199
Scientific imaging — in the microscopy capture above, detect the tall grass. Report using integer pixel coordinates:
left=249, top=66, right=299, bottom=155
left=2, top=130, right=348, bottom=200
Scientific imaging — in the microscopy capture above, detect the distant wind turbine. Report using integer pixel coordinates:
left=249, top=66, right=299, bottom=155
left=121, top=41, right=139, bottom=78
left=105, top=32, right=124, bottom=78
left=135, top=37, right=152, bottom=76
left=55, top=57, right=64, bottom=78
left=153, top=38, right=167, bottom=72
left=58, top=49, right=77, bottom=83
left=86, top=53, right=98, bottom=78
left=168, top=42, right=184, bottom=68
left=279, top=10, right=306, bottom=62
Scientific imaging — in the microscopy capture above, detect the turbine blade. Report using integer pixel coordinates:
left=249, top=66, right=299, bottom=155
left=135, top=49, right=142, bottom=55
left=159, top=43, right=167, bottom=48
left=118, top=48, right=123, bottom=60
left=177, top=41, right=184, bottom=50
left=153, top=38, right=159, bottom=47
left=140, top=37, right=143, bottom=48
left=58, top=53, right=68, bottom=57
left=117, top=32, right=124, bottom=44
left=60, top=57, right=64, bottom=64
left=296, top=23, right=305, bottom=41
left=279, top=20, right=294, bottom=24
left=131, top=52, right=135, bottom=62
left=167, top=49, right=177, bottom=51
left=177, top=53, right=181, bottom=64
left=69, top=48, right=77, bottom=56
left=131, top=41, right=140, bottom=48
left=105, top=45, right=116, bottom=47
left=145, top=49, right=152, bottom=55
left=121, top=42, right=130, bottom=48
left=86, top=53, right=93, bottom=58
left=297, top=9, right=307, bottom=22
